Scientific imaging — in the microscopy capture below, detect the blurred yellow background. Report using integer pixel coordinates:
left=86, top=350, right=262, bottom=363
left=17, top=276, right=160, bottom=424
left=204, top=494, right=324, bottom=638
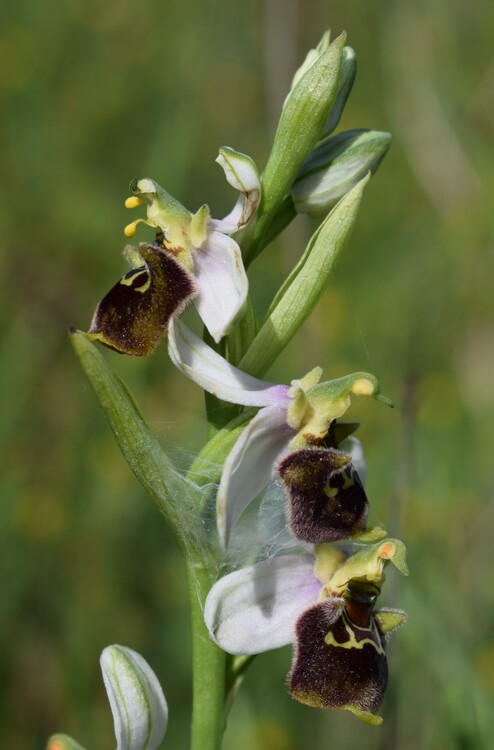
left=1, top=0, right=493, bottom=748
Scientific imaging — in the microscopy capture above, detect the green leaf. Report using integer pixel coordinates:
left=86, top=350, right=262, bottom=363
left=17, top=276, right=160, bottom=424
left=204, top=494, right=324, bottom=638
left=70, top=330, right=200, bottom=549
left=239, top=174, right=370, bottom=378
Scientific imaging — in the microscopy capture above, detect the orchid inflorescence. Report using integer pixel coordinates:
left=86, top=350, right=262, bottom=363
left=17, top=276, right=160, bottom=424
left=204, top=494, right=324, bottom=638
left=60, top=29, right=407, bottom=750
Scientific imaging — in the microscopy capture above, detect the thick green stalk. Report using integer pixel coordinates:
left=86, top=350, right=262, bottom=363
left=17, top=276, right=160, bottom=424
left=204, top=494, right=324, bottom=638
left=187, top=559, right=226, bottom=750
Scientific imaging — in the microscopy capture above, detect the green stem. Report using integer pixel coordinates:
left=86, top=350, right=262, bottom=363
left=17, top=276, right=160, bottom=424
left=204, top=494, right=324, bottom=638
left=187, top=558, right=227, bottom=750
left=243, top=194, right=297, bottom=266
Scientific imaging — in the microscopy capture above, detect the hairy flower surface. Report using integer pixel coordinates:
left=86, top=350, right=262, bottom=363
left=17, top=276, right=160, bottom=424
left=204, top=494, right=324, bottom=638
left=88, top=243, right=196, bottom=356
left=204, top=539, right=407, bottom=725
left=279, top=445, right=369, bottom=543
left=168, top=319, right=391, bottom=546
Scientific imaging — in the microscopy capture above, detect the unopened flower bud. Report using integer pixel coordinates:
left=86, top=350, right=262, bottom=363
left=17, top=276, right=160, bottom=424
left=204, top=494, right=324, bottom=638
left=100, top=645, right=168, bottom=750
left=47, top=736, right=87, bottom=750
left=286, top=30, right=331, bottom=96
left=292, top=129, right=392, bottom=217
left=262, top=33, right=347, bottom=217
left=322, top=46, right=357, bottom=136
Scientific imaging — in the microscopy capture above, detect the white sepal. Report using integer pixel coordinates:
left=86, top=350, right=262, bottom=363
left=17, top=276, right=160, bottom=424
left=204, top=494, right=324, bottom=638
left=168, top=319, right=290, bottom=407
left=204, top=555, right=321, bottom=654
left=193, top=230, right=249, bottom=342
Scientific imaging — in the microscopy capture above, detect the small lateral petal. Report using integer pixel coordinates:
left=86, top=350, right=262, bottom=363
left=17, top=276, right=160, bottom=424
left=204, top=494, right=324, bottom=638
left=204, top=555, right=321, bottom=654
left=88, top=243, right=195, bottom=355
left=279, top=447, right=368, bottom=543
left=168, top=319, right=290, bottom=407
left=193, top=230, right=249, bottom=342
left=100, top=645, right=168, bottom=750
left=217, top=406, right=294, bottom=548
left=374, top=608, right=407, bottom=637
left=289, top=598, right=387, bottom=722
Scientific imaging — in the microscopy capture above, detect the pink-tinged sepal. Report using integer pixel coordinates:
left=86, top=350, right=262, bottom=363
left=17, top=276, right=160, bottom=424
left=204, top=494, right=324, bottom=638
left=88, top=243, right=196, bottom=355
left=278, top=446, right=368, bottom=543
left=193, top=229, right=248, bottom=343
left=217, top=406, right=294, bottom=548
left=289, top=582, right=388, bottom=725
left=168, top=319, right=290, bottom=407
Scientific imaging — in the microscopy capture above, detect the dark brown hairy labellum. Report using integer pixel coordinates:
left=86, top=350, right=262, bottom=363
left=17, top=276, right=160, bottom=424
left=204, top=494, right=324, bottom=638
left=278, top=447, right=369, bottom=543
left=88, top=242, right=196, bottom=356
left=289, top=596, right=387, bottom=718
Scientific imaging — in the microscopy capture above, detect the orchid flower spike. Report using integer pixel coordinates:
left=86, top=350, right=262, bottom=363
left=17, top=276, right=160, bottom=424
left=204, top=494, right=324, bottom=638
left=47, top=645, right=168, bottom=750
left=204, top=538, right=408, bottom=725
left=168, top=319, right=392, bottom=547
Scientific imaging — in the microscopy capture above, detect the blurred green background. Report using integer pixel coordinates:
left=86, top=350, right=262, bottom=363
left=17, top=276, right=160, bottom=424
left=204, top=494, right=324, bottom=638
left=1, top=0, right=493, bottom=748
